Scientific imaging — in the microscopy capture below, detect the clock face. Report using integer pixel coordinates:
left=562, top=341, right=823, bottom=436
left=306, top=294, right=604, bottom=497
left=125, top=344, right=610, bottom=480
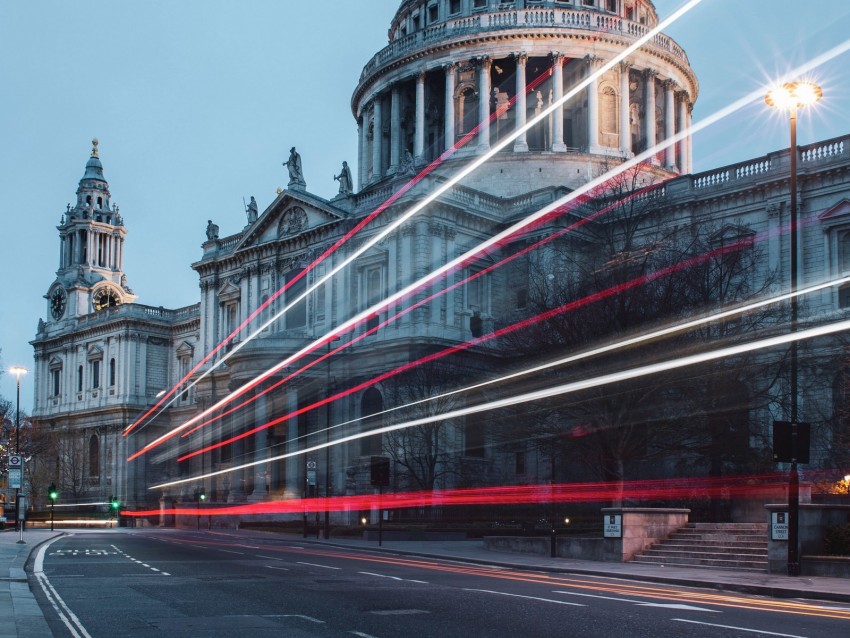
left=50, top=287, right=67, bottom=320
left=93, top=288, right=121, bottom=311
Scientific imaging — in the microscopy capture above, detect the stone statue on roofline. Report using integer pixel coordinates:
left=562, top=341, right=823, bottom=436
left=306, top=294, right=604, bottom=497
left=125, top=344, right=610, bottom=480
left=245, top=196, right=259, bottom=223
left=334, top=161, right=353, bottom=195
left=284, top=146, right=306, bottom=189
left=206, top=219, right=219, bottom=241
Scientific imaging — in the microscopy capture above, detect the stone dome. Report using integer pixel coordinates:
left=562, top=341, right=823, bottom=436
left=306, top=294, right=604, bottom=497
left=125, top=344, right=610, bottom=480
left=351, top=0, right=697, bottom=197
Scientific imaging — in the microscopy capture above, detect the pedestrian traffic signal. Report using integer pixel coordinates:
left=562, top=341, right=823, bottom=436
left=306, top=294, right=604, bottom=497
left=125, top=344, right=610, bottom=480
left=48, top=483, right=58, bottom=503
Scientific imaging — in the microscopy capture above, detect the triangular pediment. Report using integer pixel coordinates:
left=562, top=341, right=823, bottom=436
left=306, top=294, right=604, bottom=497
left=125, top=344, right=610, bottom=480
left=217, top=280, right=241, bottom=300
left=233, top=189, right=348, bottom=251
left=176, top=341, right=194, bottom=357
left=711, top=224, right=755, bottom=245
left=819, top=199, right=850, bottom=225
left=87, top=345, right=104, bottom=360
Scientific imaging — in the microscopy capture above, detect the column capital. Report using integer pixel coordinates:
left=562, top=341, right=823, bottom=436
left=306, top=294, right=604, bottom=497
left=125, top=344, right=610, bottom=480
left=550, top=51, right=566, bottom=65
left=644, top=68, right=659, bottom=80
left=475, top=55, right=491, bottom=69
left=584, top=54, right=603, bottom=69
left=443, top=61, right=457, bottom=73
left=514, top=51, right=528, bottom=65
left=618, top=60, right=631, bottom=73
left=417, top=67, right=427, bottom=81
left=661, top=78, right=677, bottom=91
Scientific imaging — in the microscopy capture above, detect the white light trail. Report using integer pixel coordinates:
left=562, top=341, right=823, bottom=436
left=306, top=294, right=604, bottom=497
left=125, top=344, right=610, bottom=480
left=150, top=317, right=850, bottom=491
left=289, top=275, right=850, bottom=443
left=136, top=0, right=706, bottom=440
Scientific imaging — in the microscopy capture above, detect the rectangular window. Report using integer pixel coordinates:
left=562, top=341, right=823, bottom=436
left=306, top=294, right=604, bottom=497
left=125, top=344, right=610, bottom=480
left=449, top=0, right=461, bottom=14
left=77, top=365, right=83, bottom=393
left=52, top=369, right=61, bottom=397
left=473, top=0, right=488, bottom=8
left=285, top=268, right=307, bottom=329
left=428, top=4, right=438, bottom=23
left=515, top=451, right=526, bottom=475
left=109, top=358, right=116, bottom=386
left=91, top=360, right=101, bottom=389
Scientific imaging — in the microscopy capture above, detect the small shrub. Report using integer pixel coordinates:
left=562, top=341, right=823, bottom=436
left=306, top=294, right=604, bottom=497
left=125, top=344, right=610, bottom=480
left=823, top=523, right=850, bottom=556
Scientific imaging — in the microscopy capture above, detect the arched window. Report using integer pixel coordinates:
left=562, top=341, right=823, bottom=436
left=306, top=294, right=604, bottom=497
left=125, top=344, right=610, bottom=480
left=360, top=388, right=384, bottom=456
left=89, top=434, right=100, bottom=477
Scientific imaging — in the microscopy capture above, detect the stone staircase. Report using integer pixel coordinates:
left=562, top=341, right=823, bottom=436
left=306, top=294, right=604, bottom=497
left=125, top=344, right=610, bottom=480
left=631, top=522, right=769, bottom=572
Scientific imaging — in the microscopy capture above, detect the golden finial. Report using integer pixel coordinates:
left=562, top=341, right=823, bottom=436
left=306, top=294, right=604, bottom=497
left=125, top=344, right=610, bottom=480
left=275, top=187, right=283, bottom=196
left=91, top=137, right=99, bottom=158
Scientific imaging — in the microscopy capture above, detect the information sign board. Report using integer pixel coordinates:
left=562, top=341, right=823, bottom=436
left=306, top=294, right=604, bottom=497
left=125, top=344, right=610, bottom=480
left=603, top=514, right=622, bottom=538
left=771, top=511, right=789, bottom=541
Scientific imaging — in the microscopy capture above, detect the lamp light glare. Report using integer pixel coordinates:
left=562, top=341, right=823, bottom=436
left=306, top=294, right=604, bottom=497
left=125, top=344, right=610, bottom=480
left=765, top=82, right=823, bottom=110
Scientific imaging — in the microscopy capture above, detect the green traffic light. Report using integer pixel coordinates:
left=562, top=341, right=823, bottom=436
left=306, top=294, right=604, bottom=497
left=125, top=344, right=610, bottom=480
left=48, top=483, right=58, bottom=503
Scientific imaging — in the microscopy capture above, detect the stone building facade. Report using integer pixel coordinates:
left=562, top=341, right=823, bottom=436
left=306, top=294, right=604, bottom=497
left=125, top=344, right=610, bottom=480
left=30, top=1, right=850, bottom=515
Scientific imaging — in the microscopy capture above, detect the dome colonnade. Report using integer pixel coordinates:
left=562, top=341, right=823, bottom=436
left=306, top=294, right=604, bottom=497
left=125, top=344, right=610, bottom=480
left=352, top=0, right=698, bottom=190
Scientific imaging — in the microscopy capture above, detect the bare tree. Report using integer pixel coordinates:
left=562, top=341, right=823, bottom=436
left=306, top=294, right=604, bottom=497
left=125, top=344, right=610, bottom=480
left=382, top=361, right=467, bottom=492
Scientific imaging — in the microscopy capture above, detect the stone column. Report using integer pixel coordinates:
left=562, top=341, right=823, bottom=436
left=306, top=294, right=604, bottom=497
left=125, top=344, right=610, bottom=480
left=644, top=70, right=657, bottom=160
left=513, top=52, right=528, bottom=152
left=686, top=103, right=693, bottom=173
left=389, top=84, right=401, bottom=174
left=586, top=56, right=601, bottom=153
left=477, top=56, right=491, bottom=152
left=371, top=95, right=383, bottom=181
left=551, top=53, right=566, bottom=152
left=357, top=116, right=365, bottom=190
left=664, top=80, right=676, bottom=170
left=444, top=63, right=456, bottom=150
left=619, top=62, right=631, bottom=156
left=285, top=388, right=299, bottom=495
left=250, top=390, right=268, bottom=501
left=678, top=93, right=688, bottom=173
left=415, top=70, right=426, bottom=162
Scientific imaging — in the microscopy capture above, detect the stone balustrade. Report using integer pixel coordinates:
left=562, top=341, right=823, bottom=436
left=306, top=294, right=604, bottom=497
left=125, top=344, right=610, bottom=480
left=361, top=8, right=689, bottom=82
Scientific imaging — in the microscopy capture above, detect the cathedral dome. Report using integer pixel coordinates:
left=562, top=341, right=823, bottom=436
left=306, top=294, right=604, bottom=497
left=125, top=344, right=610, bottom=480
left=352, top=0, right=697, bottom=196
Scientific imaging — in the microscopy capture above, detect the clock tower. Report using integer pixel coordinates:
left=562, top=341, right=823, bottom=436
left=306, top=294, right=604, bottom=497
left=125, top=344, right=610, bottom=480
left=46, top=139, right=136, bottom=324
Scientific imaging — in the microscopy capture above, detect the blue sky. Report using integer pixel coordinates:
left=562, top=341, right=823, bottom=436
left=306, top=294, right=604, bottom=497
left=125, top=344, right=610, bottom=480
left=2, top=0, right=849, bottom=411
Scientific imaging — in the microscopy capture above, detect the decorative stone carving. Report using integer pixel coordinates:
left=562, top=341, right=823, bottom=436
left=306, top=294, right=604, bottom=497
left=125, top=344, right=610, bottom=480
left=206, top=220, right=219, bottom=241
left=284, top=147, right=306, bottom=189
left=278, top=206, right=308, bottom=237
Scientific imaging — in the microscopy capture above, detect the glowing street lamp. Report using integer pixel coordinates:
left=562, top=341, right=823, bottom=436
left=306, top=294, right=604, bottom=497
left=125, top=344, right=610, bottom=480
left=765, top=81, right=822, bottom=577
left=9, top=366, right=26, bottom=540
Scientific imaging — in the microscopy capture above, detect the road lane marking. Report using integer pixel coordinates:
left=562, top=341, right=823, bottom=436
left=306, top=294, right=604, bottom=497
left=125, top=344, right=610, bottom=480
left=218, top=549, right=245, bottom=555
left=263, top=614, right=324, bottom=623
left=34, top=538, right=93, bottom=638
left=257, top=555, right=283, bottom=561
left=465, top=589, right=584, bottom=607
left=359, top=571, right=404, bottom=581
left=349, top=632, right=378, bottom=638
left=671, top=619, right=808, bottom=637
left=640, top=603, right=718, bottom=612
left=297, top=561, right=340, bottom=570
left=370, top=609, right=429, bottom=616
left=265, top=565, right=290, bottom=571
left=553, top=590, right=641, bottom=604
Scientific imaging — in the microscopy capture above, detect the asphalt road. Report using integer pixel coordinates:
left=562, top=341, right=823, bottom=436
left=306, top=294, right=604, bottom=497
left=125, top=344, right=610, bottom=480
left=31, top=529, right=850, bottom=637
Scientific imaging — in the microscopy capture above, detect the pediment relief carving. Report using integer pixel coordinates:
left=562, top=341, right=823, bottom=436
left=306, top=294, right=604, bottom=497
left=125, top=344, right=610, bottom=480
left=234, top=192, right=346, bottom=251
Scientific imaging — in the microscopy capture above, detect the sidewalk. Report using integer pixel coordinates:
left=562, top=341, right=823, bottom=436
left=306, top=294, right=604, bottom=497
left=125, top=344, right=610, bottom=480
left=0, top=528, right=63, bottom=638
left=3, top=526, right=850, bottom=638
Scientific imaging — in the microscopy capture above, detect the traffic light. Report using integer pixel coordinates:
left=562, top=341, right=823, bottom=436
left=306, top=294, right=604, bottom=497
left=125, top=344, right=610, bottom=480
left=110, top=496, right=120, bottom=511
left=48, top=483, right=58, bottom=504
left=198, top=489, right=206, bottom=502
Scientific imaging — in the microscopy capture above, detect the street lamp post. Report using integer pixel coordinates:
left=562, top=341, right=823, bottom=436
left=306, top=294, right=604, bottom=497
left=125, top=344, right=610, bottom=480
left=9, top=366, right=27, bottom=542
left=765, top=81, right=822, bottom=577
